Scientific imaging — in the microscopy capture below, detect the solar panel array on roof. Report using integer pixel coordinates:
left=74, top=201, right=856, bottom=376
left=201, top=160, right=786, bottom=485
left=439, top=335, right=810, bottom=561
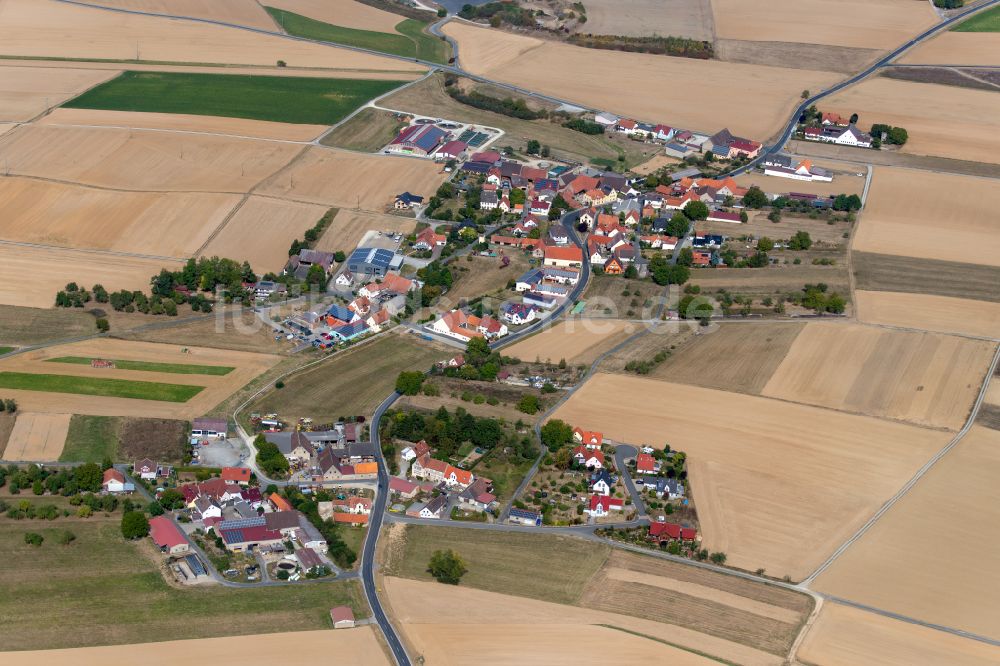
left=467, top=132, right=489, bottom=147
left=458, top=129, right=475, bottom=143
left=349, top=247, right=394, bottom=269
left=185, top=554, right=207, bottom=576
left=218, top=516, right=265, bottom=531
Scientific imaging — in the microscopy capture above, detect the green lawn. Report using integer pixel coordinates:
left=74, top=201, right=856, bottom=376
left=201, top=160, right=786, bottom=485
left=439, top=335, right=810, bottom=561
left=266, top=7, right=448, bottom=63
left=385, top=526, right=610, bottom=605
left=63, top=71, right=407, bottom=125
left=0, top=521, right=366, bottom=650
left=59, top=415, right=119, bottom=463
left=953, top=5, right=1000, bottom=31
left=47, top=356, right=234, bottom=376
left=0, top=372, right=204, bottom=402
left=0, top=347, right=14, bottom=356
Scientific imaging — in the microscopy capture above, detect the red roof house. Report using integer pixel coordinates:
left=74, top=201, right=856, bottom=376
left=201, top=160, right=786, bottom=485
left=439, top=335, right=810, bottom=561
left=635, top=453, right=657, bottom=474
left=149, top=515, right=189, bottom=554
left=221, top=467, right=252, bottom=485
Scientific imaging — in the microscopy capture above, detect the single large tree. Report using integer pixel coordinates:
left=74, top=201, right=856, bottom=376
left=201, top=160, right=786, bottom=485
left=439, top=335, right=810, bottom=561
left=428, top=549, right=467, bottom=584
left=120, top=511, right=150, bottom=540
left=540, top=419, right=573, bottom=451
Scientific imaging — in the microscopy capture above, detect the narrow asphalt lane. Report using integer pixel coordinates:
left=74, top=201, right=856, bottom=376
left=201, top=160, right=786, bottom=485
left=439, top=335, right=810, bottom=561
left=362, top=390, right=410, bottom=666
left=613, top=445, right=647, bottom=518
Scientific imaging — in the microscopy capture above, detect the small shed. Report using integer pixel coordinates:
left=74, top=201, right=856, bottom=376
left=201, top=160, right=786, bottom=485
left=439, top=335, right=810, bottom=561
left=330, top=606, right=356, bottom=629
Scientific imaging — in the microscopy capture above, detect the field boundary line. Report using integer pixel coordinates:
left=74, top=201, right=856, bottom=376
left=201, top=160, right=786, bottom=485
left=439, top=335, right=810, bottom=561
left=801, top=341, right=1000, bottom=585
left=0, top=171, right=247, bottom=196
left=0, top=238, right=185, bottom=263
left=37, top=121, right=316, bottom=145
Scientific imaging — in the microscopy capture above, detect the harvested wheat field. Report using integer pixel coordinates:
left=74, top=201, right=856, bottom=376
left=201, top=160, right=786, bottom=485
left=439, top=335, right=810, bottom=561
left=1, top=413, right=71, bottom=462
left=0, top=124, right=301, bottom=193
left=581, top=0, right=714, bottom=41
left=257, top=147, right=446, bottom=210
left=855, top=291, right=1000, bottom=340
left=798, top=603, right=1000, bottom=666
left=0, top=0, right=424, bottom=71
left=0, top=65, right=117, bottom=123
left=313, top=209, right=416, bottom=255
left=201, top=196, right=329, bottom=272
left=552, top=374, right=949, bottom=580
left=855, top=167, right=1000, bottom=266
left=443, top=22, right=839, bottom=139
left=762, top=322, right=994, bottom=430
left=268, top=0, right=401, bottom=31
left=385, top=577, right=780, bottom=666
left=0, top=177, right=239, bottom=258
left=39, top=107, right=327, bottom=142
left=650, top=322, right=803, bottom=394
left=505, top=319, right=636, bottom=366
left=901, top=32, right=1000, bottom=66
left=713, top=0, right=935, bottom=49
left=0, top=245, right=172, bottom=309
left=823, top=77, right=1000, bottom=164
left=0, top=339, right=279, bottom=420
left=814, top=426, right=1000, bottom=641
left=85, top=0, right=277, bottom=30
left=12, top=628, right=389, bottom=666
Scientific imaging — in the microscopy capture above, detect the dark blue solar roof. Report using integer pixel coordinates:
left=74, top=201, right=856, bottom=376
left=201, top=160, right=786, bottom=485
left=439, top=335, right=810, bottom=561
left=185, top=554, right=207, bottom=576
left=349, top=247, right=395, bottom=269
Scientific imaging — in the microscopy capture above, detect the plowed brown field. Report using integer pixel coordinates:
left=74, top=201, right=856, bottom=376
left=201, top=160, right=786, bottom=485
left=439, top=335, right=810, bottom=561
left=855, top=167, right=1000, bottom=266
left=798, top=603, right=1000, bottom=666
left=814, top=426, right=1000, bottom=641
left=200, top=196, right=329, bottom=272
left=256, top=147, right=447, bottom=210
left=0, top=177, right=239, bottom=258
left=39, top=107, right=327, bottom=142
left=855, top=291, right=1000, bottom=340
left=442, top=21, right=840, bottom=140
left=551, top=374, right=949, bottom=580
left=0, top=339, right=279, bottom=419
left=823, top=78, right=1000, bottom=164
left=0, top=0, right=424, bottom=71
left=0, top=65, right=117, bottom=123
left=712, top=0, right=936, bottom=49
left=0, top=124, right=301, bottom=193
left=762, top=322, right=994, bottom=430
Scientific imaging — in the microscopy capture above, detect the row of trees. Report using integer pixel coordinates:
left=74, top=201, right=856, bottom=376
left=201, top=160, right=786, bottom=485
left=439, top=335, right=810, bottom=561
left=386, top=406, right=506, bottom=459
left=567, top=33, right=713, bottom=59
left=287, top=208, right=338, bottom=258
left=446, top=86, right=545, bottom=120
left=1, top=462, right=106, bottom=496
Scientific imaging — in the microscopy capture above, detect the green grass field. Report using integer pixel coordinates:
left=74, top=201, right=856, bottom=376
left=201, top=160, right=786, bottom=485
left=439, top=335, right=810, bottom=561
left=266, top=7, right=448, bottom=63
left=63, top=71, right=407, bottom=125
left=385, top=526, right=610, bottom=605
left=249, top=334, right=442, bottom=420
left=953, top=5, right=1000, bottom=31
left=0, top=347, right=14, bottom=356
left=59, top=415, right=119, bottom=463
left=47, top=356, right=234, bottom=376
left=0, top=372, right=204, bottom=402
left=0, top=521, right=366, bottom=650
